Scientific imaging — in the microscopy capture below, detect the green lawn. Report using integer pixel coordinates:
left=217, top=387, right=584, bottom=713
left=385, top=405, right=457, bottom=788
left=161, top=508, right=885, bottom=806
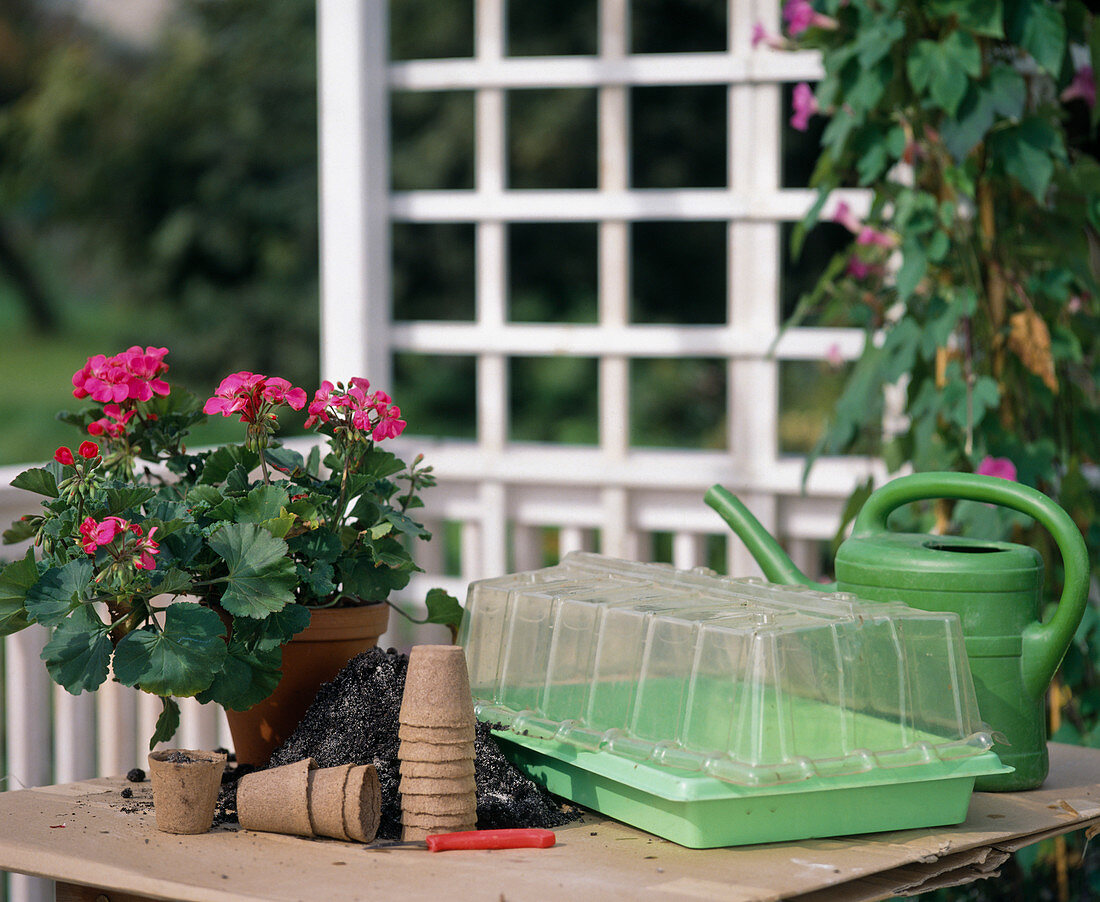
left=0, top=287, right=254, bottom=466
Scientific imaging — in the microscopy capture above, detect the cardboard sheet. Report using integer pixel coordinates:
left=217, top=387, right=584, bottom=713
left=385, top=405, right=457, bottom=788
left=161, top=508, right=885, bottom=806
left=0, top=743, right=1097, bottom=902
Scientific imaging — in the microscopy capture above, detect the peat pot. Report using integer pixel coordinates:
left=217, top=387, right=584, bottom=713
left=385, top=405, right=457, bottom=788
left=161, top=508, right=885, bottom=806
left=225, top=603, right=390, bottom=766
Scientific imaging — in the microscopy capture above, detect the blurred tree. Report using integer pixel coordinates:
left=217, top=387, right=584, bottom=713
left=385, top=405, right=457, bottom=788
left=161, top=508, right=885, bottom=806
left=0, top=0, right=60, bottom=331
left=1, top=0, right=319, bottom=387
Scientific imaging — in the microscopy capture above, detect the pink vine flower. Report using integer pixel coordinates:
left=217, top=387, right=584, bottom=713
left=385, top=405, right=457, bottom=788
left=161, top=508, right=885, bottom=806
left=782, top=0, right=838, bottom=36
left=790, top=82, right=819, bottom=131
left=833, top=201, right=898, bottom=249
left=977, top=456, right=1018, bottom=482
left=1061, top=65, right=1096, bottom=110
left=751, top=22, right=786, bottom=50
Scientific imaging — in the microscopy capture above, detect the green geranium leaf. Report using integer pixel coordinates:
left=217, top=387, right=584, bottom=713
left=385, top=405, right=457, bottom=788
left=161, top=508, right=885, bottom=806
left=340, top=556, right=412, bottom=600
left=11, top=467, right=59, bottom=498
left=25, top=559, right=93, bottom=627
left=425, top=588, right=464, bottom=644
left=384, top=508, right=430, bottom=539
left=41, top=606, right=112, bottom=694
left=199, top=445, right=259, bottom=486
left=150, top=697, right=181, bottom=749
left=288, top=528, right=343, bottom=563
left=296, top=559, right=336, bottom=599
left=359, top=449, right=407, bottom=481
left=236, top=485, right=290, bottom=523
left=113, top=603, right=226, bottom=696
left=1006, top=0, right=1065, bottom=74
left=424, top=588, right=463, bottom=628
left=232, top=485, right=295, bottom=538
left=186, top=485, right=226, bottom=510
left=264, top=446, right=307, bottom=477
left=2, top=515, right=39, bottom=545
left=232, top=603, right=311, bottom=651
left=208, top=523, right=297, bottom=618
left=152, top=567, right=196, bottom=596
left=103, top=486, right=156, bottom=516
left=196, top=641, right=282, bottom=711
left=0, top=548, right=38, bottom=636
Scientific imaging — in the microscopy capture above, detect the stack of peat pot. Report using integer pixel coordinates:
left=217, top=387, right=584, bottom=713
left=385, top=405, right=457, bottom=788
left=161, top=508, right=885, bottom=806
left=398, top=645, right=478, bottom=840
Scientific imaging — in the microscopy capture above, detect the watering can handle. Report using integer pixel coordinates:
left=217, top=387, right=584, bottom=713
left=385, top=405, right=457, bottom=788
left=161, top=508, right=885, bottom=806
left=852, top=471, right=1090, bottom=697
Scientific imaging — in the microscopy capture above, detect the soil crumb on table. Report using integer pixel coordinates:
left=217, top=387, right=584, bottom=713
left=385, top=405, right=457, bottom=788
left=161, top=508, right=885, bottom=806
left=238, top=647, right=580, bottom=839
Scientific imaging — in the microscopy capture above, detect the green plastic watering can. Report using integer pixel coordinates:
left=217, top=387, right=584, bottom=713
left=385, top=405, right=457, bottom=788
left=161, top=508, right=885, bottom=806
left=705, top=472, right=1091, bottom=791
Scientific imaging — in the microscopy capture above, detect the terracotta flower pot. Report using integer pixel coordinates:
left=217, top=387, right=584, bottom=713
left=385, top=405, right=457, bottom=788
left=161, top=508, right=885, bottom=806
left=225, top=603, right=389, bottom=766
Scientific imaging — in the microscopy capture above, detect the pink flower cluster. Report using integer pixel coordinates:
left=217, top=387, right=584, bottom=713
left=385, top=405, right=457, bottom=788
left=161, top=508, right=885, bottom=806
left=304, top=378, right=407, bottom=442
left=72, top=347, right=170, bottom=404
left=54, top=442, right=100, bottom=466
left=833, top=201, right=898, bottom=249
left=203, top=372, right=308, bottom=424
left=79, top=516, right=160, bottom=569
left=87, top=404, right=137, bottom=439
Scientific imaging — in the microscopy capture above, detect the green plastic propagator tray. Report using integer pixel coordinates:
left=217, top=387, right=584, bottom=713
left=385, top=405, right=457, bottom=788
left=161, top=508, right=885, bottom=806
left=460, top=553, right=1010, bottom=848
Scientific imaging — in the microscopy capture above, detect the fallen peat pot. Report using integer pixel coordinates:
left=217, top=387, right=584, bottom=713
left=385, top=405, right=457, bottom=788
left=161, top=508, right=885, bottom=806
left=237, top=758, right=316, bottom=837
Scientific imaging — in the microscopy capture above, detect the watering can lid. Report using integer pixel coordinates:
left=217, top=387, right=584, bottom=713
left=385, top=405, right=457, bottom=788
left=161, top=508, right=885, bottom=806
left=836, top=532, right=1042, bottom=593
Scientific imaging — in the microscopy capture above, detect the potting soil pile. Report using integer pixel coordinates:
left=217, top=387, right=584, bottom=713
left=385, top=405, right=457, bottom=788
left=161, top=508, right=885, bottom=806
left=256, top=647, right=577, bottom=840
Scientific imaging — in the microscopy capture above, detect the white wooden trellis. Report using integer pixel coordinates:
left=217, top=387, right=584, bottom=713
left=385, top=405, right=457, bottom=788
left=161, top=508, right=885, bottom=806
left=317, top=0, right=883, bottom=636
left=0, top=5, right=889, bottom=898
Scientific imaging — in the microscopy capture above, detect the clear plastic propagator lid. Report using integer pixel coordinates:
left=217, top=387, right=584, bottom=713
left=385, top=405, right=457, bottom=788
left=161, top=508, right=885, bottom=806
left=460, top=552, right=995, bottom=787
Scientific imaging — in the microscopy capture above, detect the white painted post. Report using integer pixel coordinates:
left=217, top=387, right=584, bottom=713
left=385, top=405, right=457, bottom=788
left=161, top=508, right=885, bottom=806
left=318, top=0, right=392, bottom=388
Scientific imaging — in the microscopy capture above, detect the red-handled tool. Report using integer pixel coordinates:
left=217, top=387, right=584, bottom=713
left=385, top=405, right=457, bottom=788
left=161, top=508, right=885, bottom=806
left=373, top=828, right=556, bottom=852
left=426, top=828, right=555, bottom=851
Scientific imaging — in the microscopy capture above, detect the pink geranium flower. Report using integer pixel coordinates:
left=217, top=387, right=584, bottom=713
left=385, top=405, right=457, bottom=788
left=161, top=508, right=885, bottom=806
left=78, top=516, right=159, bottom=569
left=72, top=346, right=170, bottom=404
left=790, top=82, right=819, bottom=131
left=78, top=441, right=99, bottom=460
left=87, top=404, right=137, bottom=439
left=977, top=456, right=1017, bottom=482
left=304, top=378, right=406, bottom=442
left=203, top=372, right=307, bottom=424
left=54, top=447, right=75, bottom=466
left=79, top=516, right=128, bottom=554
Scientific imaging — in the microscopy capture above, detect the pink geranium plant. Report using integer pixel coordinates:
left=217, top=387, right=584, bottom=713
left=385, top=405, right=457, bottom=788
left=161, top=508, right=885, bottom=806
left=2, top=348, right=450, bottom=748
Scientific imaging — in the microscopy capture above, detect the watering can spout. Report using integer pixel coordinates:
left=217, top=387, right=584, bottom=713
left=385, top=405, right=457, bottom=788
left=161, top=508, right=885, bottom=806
left=705, top=485, right=825, bottom=589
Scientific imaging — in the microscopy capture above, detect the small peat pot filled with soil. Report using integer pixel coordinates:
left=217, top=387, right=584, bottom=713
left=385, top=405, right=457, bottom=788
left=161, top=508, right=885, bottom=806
left=147, top=749, right=227, bottom=834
